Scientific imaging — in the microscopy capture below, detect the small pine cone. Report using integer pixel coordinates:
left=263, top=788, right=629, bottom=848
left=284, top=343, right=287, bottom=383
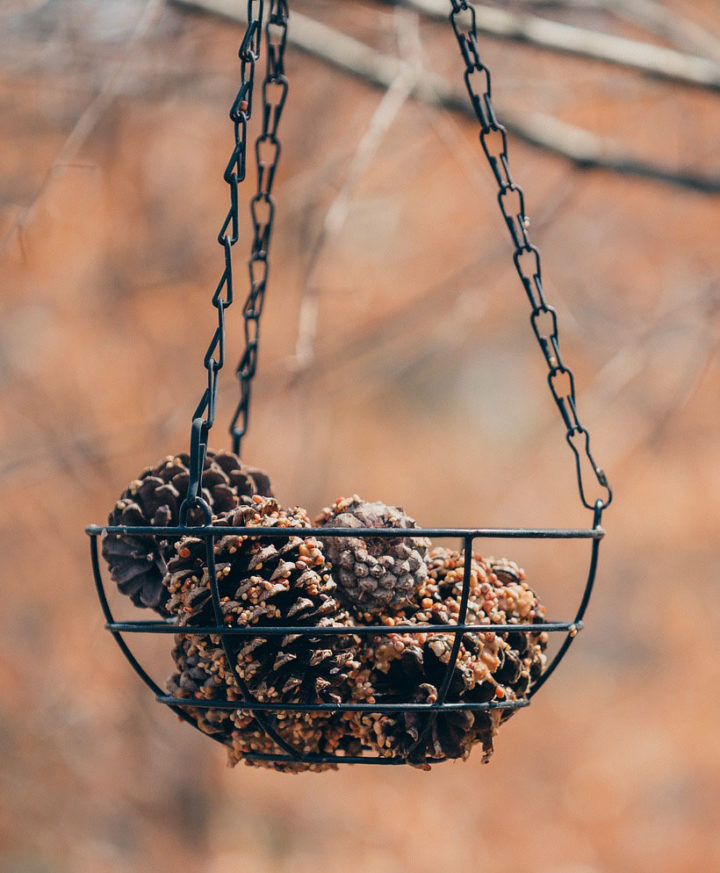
left=357, top=547, right=548, bottom=768
left=164, top=496, right=374, bottom=772
left=101, top=450, right=273, bottom=614
left=315, top=496, right=430, bottom=618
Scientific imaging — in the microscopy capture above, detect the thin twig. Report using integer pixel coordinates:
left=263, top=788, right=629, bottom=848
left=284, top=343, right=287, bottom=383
left=172, top=0, right=720, bottom=193
left=489, top=285, right=720, bottom=519
left=0, top=0, right=165, bottom=261
left=259, top=171, right=580, bottom=395
left=293, top=7, right=423, bottom=372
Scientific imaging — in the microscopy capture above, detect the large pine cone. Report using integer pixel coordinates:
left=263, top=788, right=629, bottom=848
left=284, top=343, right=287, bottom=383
left=164, top=497, right=374, bottom=772
left=354, top=548, right=548, bottom=768
left=315, top=496, right=430, bottom=618
left=101, top=450, right=273, bottom=614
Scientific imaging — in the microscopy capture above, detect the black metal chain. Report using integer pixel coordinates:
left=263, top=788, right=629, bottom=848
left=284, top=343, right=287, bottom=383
left=230, top=0, right=290, bottom=456
left=182, top=0, right=609, bottom=516
left=180, top=0, right=270, bottom=520
left=448, top=0, right=612, bottom=512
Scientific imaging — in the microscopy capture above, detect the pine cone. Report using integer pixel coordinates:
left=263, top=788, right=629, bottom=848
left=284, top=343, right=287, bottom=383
left=315, top=496, right=430, bottom=618
left=355, top=548, right=548, bottom=768
left=164, top=496, right=374, bottom=772
left=101, top=450, right=273, bottom=614
left=167, top=635, right=365, bottom=773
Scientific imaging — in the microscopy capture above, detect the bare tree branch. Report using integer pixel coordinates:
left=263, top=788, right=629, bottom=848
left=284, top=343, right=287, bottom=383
left=600, top=0, right=720, bottom=62
left=499, top=0, right=720, bottom=62
left=394, top=0, right=720, bottom=92
left=173, top=0, right=720, bottom=193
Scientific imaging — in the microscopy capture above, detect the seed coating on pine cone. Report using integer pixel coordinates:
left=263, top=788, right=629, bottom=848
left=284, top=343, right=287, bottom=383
left=167, top=635, right=366, bottom=773
left=315, top=496, right=431, bottom=618
left=164, top=496, right=375, bottom=772
left=101, top=450, right=273, bottom=614
left=353, top=547, right=548, bottom=768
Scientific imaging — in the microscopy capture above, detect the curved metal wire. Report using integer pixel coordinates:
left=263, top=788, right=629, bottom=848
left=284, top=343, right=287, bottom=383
left=87, top=510, right=604, bottom=765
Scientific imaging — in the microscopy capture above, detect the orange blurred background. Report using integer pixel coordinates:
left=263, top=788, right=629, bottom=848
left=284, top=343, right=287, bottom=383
left=2, top=1, right=719, bottom=871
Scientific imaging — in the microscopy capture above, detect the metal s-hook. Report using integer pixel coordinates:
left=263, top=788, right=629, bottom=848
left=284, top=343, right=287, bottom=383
left=179, top=417, right=213, bottom=526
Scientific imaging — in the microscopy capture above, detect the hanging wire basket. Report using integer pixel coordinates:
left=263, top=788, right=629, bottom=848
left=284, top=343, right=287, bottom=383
left=87, top=508, right=605, bottom=766
left=86, top=0, right=612, bottom=767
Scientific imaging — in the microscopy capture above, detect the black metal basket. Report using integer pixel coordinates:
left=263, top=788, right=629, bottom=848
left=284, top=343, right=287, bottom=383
left=86, top=503, right=604, bottom=766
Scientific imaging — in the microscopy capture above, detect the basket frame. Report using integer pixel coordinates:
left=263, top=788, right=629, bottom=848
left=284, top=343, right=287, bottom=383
left=87, top=502, right=604, bottom=766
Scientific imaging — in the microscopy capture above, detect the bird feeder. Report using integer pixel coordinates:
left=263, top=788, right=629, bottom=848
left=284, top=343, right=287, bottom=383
left=87, top=0, right=612, bottom=771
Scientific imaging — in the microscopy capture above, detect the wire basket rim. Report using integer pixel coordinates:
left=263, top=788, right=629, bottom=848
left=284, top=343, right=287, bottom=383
left=87, top=523, right=605, bottom=540
left=103, top=618, right=581, bottom=635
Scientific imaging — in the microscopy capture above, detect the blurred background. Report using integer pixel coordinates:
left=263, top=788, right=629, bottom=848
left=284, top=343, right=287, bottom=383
left=2, top=0, right=719, bottom=871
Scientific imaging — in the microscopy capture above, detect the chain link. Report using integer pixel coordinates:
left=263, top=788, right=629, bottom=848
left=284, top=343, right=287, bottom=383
left=448, top=0, right=612, bottom=512
left=181, top=0, right=266, bottom=517
left=231, top=0, right=290, bottom=456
